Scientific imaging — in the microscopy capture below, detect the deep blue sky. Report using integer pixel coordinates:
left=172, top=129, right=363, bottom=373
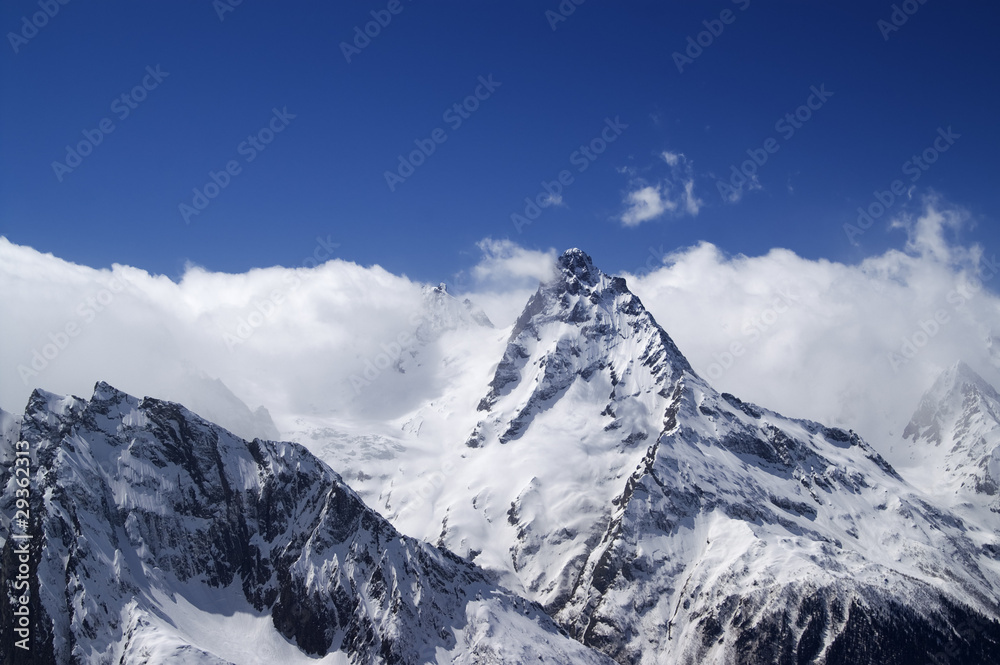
left=2, top=0, right=999, bottom=284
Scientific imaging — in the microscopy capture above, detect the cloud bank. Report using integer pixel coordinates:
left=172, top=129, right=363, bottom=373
left=2, top=197, right=997, bottom=468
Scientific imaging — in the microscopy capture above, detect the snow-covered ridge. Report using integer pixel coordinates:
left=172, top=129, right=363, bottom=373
left=0, top=381, right=613, bottom=664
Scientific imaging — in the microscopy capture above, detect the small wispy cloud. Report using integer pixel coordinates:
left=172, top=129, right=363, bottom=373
left=622, top=186, right=674, bottom=227
left=717, top=172, right=760, bottom=204
left=539, top=192, right=564, bottom=208
left=619, top=150, right=702, bottom=226
left=682, top=179, right=700, bottom=215
left=889, top=194, right=969, bottom=264
left=661, top=150, right=680, bottom=166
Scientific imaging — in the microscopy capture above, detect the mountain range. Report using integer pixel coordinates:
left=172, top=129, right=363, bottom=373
left=3, top=249, right=999, bottom=664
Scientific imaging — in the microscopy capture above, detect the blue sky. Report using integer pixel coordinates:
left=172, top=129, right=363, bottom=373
left=2, top=0, right=999, bottom=284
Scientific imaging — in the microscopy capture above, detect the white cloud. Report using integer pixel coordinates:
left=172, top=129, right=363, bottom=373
left=661, top=151, right=681, bottom=167
left=619, top=151, right=702, bottom=226
left=621, top=186, right=674, bottom=227
left=0, top=237, right=430, bottom=428
left=471, top=238, right=557, bottom=285
left=890, top=196, right=968, bottom=263
left=539, top=192, right=564, bottom=208
left=682, top=179, right=701, bottom=216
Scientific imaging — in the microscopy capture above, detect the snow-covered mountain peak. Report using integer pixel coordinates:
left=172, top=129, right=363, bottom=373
left=906, top=362, right=1000, bottom=440
left=415, top=280, right=494, bottom=342
left=952, top=359, right=999, bottom=390
left=901, top=361, right=1000, bottom=501
left=470, top=248, right=692, bottom=447
left=902, top=360, right=999, bottom=450
left=92, top=379, right=130, bottom=403
left=556, top=247, right=600, bottom=287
